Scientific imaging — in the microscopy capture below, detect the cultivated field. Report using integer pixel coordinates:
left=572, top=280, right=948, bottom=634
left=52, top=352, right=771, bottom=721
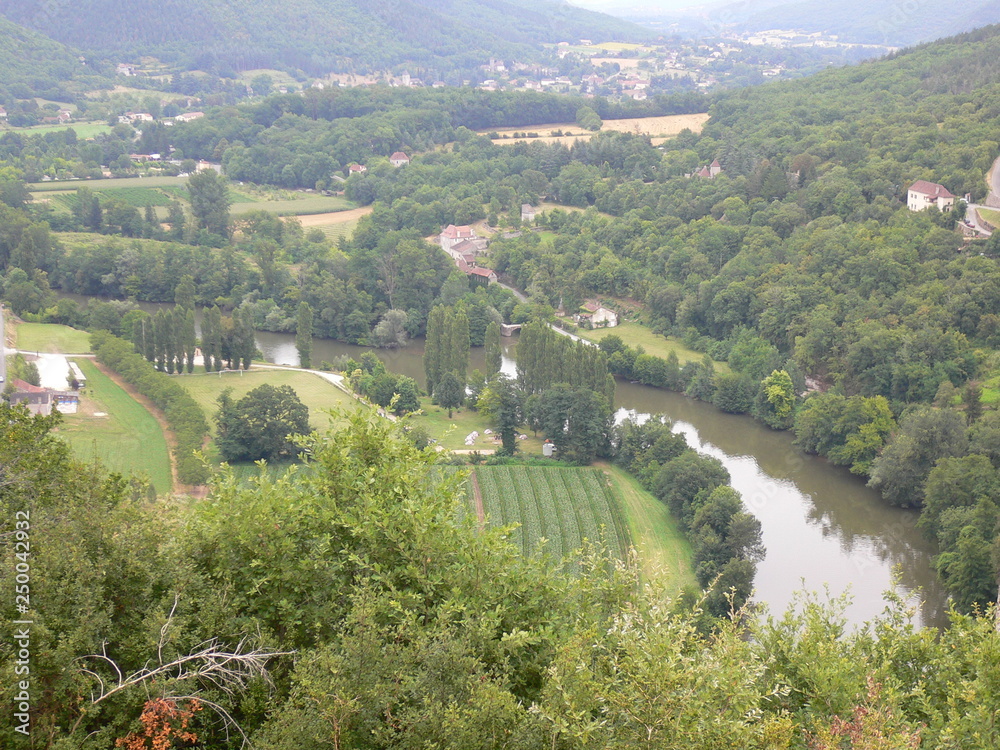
left=290, top=206, right=373, bottom=241
left=485, top=112, right=710, bottom=147
left=16, top=323, right=92, bottom=354
left=28, top=176, right=190, bottom=192
left=175, top=368, right=361, bottom=435
left=470, top=465, right=631, bottom=564
left=57, top=359, right=173, bottom=494
left=231, top=194, right=353, bottom=216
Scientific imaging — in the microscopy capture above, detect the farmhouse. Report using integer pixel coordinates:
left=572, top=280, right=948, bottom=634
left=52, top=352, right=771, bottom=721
left=576, top=300, right=618, bottom=328
left=389, top=151, right=410, bottom=167
left=174, top=112, right=205, bottom=123
left=348, top=163, right=367, bottom=175
left=521, top=203, right=536, bottom=222
left=439, top=224, right=477, bottom=252
left=8, top=380, right=78, bottom=416
left=908, top=180, right=955, bottom=212
left=469, top=267, right=498, bottom=284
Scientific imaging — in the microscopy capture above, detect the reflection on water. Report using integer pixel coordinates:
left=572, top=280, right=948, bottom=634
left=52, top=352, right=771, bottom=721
left=252, top=331, right=948, bottom=628
left=60, top=289, right=948, bottom=629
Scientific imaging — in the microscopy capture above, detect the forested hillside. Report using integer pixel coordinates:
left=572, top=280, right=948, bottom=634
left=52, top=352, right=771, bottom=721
left=0, top=0, right=647, bottom=75
left=0, top=16, right=96, bottom=102
left=728, top=0, right=1000, bottom=46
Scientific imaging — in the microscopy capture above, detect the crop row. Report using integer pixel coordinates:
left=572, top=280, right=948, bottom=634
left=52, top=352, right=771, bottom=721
left=472, top=466, right=632, bottom=564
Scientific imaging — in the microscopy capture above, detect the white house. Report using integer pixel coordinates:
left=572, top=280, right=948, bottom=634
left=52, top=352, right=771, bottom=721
left=439, top=224, right=477, bottom=252
left=908, top=180, right=955, bottom=212
left=174, top=112, right=205, bottom=123
left=576, top=300, right=618, bottom=328
left=521, top=203, right=536, bottom=222
left=389, top=151, right=410, bottom=167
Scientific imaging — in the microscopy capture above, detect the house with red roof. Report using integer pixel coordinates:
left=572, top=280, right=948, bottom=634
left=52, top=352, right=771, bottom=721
left=469, top=267, right=497, bottom=284
left=439, top=224, right=477, bottom=252
left=908, top=180, right=955, bottom=212
left=389, top=152, right=410, bottom=167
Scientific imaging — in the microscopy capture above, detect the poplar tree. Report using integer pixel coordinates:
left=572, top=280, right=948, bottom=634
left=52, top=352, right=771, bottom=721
left=424, top=305, right=445, bottom=399
left=484, top=320, right=502, bottom=378
left=296, top=301, right=314, bottom=369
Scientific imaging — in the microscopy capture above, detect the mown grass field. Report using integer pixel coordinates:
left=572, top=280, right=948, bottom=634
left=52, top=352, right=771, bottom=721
left=409, top=396, right=544, bottom=453
left=28, top=176, right=190, bottom=192
left=484, top=113, right=709, bottom=147
left=601, top=464, right=696, bottom=592
left=58, top=359, right=173, bottom=494
left=231, top=194, right=354, bottom=216
left=470, top=465, right=632, bottom=564
left=575, top=322, right=730, bottom=372
left=979, top=207, right=1000, bottom=229
left=16, top=323, right=92, bottom=353
left=175, top=368, right=361, bottom=434
left=6, top=122, right=112, bottom=138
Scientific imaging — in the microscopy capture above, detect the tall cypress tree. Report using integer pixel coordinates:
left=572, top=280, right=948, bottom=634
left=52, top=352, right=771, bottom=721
left=184, top=309, right=197, bottom=373
left=424, top=305, right=445, bottom=399
left=296, top=301, right=314, bottom=369
left=484, top=320, right=502, bottom=379
left=448, top=307, right=470, bottom=388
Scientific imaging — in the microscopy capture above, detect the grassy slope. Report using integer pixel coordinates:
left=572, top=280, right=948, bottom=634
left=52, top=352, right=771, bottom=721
left=57, top=358, right=173, bottom=494
left=16, top=323, right=92, bottom=353
left=575, top=321, right=730, bottom=372
left=602, top=463, right=696, bottom=593
left=175, top=368, right=361, bottom=435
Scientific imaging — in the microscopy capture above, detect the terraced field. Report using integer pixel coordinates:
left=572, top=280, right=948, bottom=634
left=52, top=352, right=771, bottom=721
left=470, top=466, right=631, bottom=563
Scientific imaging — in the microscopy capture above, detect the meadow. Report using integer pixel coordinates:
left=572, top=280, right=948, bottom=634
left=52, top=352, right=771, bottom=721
left=175, top=368, right=361, bottom=434
left=408, top=396, right=544, bottom=453
left=469, top=465, right=632, bottom=565
left=16, top=322, right=92, bottom=353
left=57, top=358, right=173, bottom=494
left=484, top=112, right=710, bottom=147
left=575, top=321, right=730, bottom=372
left=6, top=122, right=112, bottom=138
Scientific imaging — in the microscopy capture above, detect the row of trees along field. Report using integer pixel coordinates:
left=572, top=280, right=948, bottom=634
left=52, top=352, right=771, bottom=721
left=5, top=403, right=1000, bottom=747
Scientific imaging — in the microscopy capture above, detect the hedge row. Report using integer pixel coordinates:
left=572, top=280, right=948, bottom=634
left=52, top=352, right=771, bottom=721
left=91, top=331, right=210, bottom=485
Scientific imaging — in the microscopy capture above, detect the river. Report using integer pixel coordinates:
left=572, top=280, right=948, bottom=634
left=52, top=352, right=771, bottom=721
left=252, top=330, right=949, bottom=629
left=59, top=291, right=948, bottom=627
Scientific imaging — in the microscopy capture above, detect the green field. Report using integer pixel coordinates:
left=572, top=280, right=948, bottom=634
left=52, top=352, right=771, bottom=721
left=231, top=195, right=354, bottom=216
left=175, top=368, right=361, bottom=434
left=58, top=359, right=173, bottom=494
left=408, top=396, right=544, bottom=453
left=16, top=323, right=92, bottom=354
left=470, top=465, right=631, bottom=564
left=29, top=176, right=190, bottom=192
left=47, top=187, right=176, bottom=210
left=979, top=207, right=1000, bottom=229
left=576, top=322, right=730, bottom=372
left=603, top=464, right=696, bottom=592
left=6, top=122, right=112, bottom=138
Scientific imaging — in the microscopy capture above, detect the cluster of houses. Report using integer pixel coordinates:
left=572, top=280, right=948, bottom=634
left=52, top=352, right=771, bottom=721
left=688, top=159, right=723, bottom=179
left=118, top=111, right=204, bottom=126
left=439, top=224, right=497, bottom=284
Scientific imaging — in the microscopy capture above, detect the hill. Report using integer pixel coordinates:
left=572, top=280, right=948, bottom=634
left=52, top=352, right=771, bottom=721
left=0, top=0, right=650, bottom=76
left=0, top=15, right=94, bottom=102
left=718, top=0, right=1000, bottom=46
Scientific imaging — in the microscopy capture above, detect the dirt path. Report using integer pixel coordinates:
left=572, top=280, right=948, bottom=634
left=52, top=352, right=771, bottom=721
left=469, top=468, right=485, bottom=527
left=92, top=361, right=184, bottom=495
left=290, top=206, right=373, bottom=227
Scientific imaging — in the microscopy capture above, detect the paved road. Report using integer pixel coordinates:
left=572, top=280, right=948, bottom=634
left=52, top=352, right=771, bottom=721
left=987, top=155, right=1000, bottom=209
left=964, top=204, right=994, bottom=237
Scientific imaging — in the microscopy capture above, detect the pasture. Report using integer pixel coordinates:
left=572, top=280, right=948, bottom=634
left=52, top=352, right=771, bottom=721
left=16, top=323, right=92, bottom=354
left=175, top=368, right=361, bottom=434
left=292, top=206, right=372, bottom=241
left=576, top=322, right=729, bottom=372
left=6, top=122, right=112, bottom=138
left=469, top=465, right=631, bottom=564
left=409, top=396, right=543, bottom=453
left=57, top=359, right=173, bottom=495
left=231, top=194, right=354, bottom=216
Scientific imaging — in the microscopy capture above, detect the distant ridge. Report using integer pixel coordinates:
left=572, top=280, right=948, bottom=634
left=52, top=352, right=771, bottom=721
left=0, top=0, right=652, bottom=75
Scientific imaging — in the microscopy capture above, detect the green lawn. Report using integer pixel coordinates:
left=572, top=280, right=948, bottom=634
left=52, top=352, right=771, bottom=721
left=231, top=195, right=354, bottom=216
left=58, top=359, right=173, bottom=495
left=175, top=368, right=361, bottom=434
left=576, top=322, right=730, bottom=372
left=603, top=463, right=696, bottom=593
left=979, top=207, right=1000, bottom=230
left=470, top=465, right=632, bottom=567
left=7, top=122, right=112, bottom=138
left=29, top=175, right=190, bottom=192
left=409, top=396, right=543, bottom=454
left=16, top=323, right=92, bottom=354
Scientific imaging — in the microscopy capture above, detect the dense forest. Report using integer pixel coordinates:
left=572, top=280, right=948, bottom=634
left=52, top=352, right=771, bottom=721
left=0, top=0, right=647, bottom=76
